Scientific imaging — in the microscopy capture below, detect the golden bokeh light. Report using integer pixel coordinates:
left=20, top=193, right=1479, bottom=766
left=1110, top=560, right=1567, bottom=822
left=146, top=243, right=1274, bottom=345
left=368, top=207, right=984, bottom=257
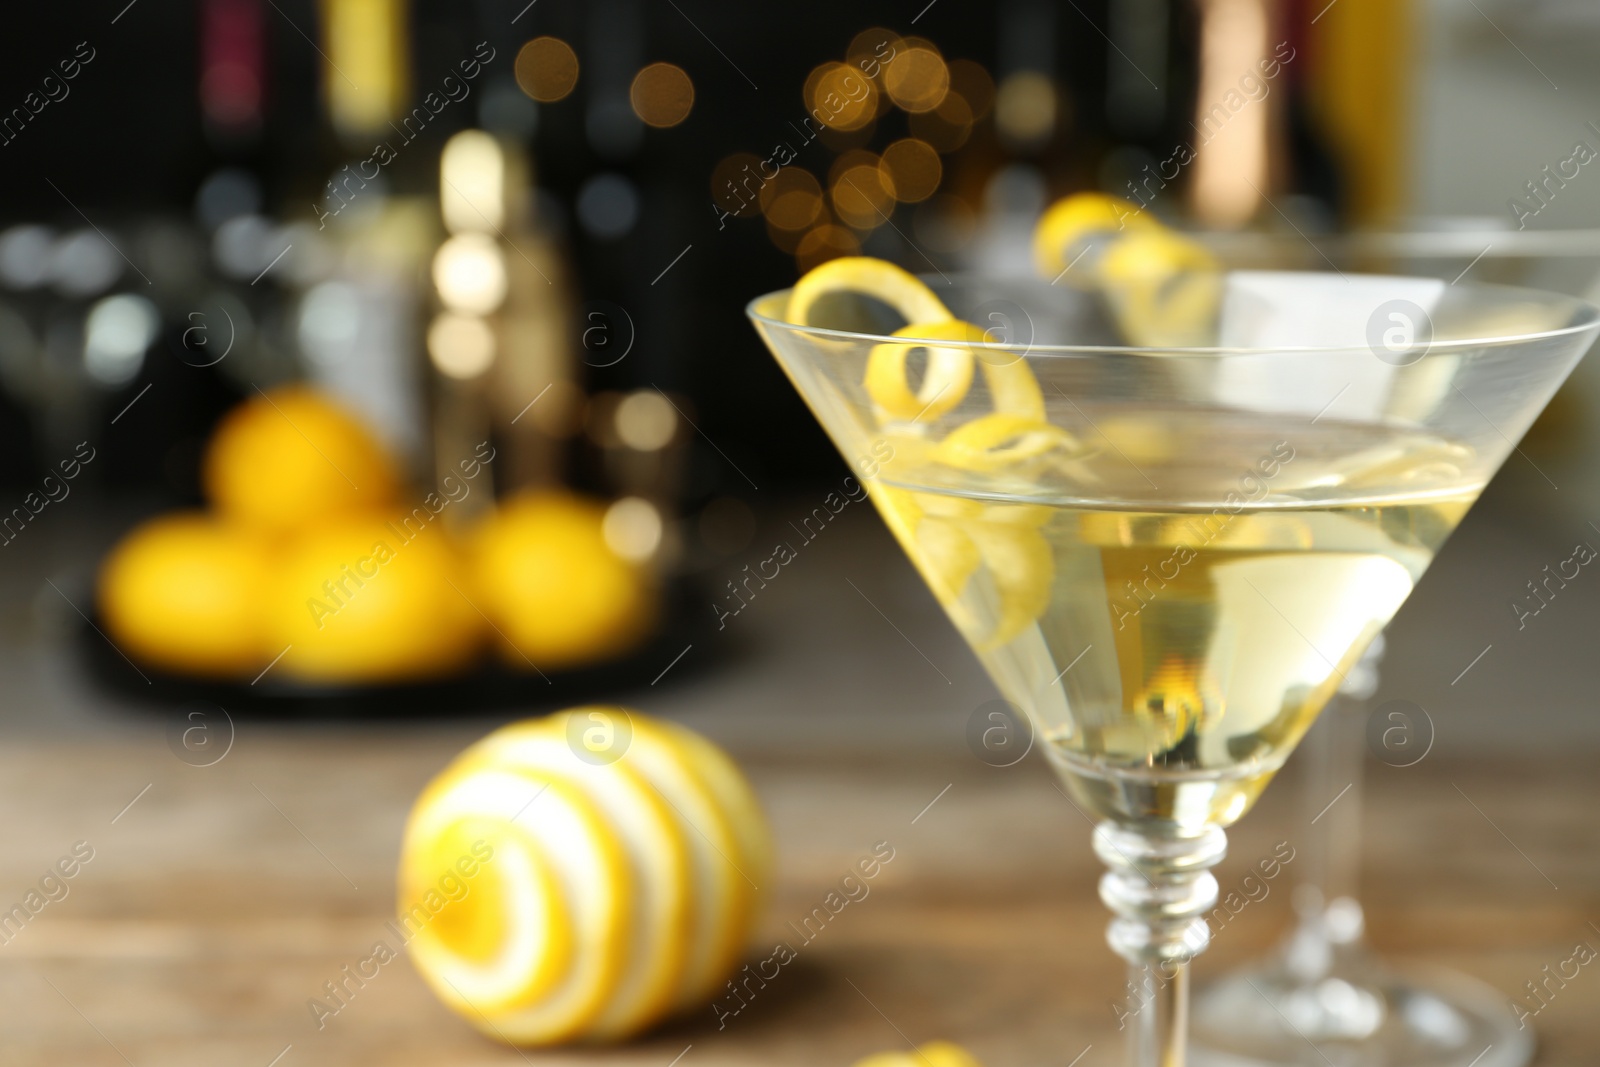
left=804, top=62, right=877, bottom=131
left=710, top=152, right=765, bottom=218
left=515, top=37, right=579, bottom=102
left=829, top=149, right=879, bottom=187
left=948, top=59, right=996, bottom=118
left=630, top=62, right=694, bottom=128
left=879, top=139, right=943, bottom=203
left=759, top=167, right=824, bottom=231
left=911, top=90, right=974, bottom=152
left=883, top=44, right=949, bottom=113
left=995, top=71, right=1057, bottom=144
left=796, top=224, right=861, bottom=273
left=847, top=27, right=901, bottom=79
left=830, top=157, right=893, bottom=230
left=766, top=217, right=812, bottom=253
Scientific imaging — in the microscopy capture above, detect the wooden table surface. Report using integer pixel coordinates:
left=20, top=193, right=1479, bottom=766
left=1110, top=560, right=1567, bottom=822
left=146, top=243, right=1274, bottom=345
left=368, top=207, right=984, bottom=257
left=0, top=485, right=1597, bottom=1067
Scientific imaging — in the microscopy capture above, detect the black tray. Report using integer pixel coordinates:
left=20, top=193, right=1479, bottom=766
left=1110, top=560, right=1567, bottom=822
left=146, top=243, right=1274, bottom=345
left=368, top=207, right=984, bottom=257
left=79, top=577, right=718, bottom=718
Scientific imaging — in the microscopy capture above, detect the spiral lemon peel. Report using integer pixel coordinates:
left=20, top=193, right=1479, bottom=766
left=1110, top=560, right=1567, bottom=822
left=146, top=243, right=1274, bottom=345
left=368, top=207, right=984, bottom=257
left=399, top=710, right=772, bottom=1046
left=402, top=768, right=631, bottom=1039
left=1033, top=193, right=1158, bottom=283
left=864, top=321, right=986, bottom=421
left=448, top=722, right=692, bottom=1039
left=964, top=520, right=1055, bottom=649
left=786, top=256, right=954, bottom=330
left=934, top=413, right=1082, bottom=473
left=1095, top=226, right=1222, bottom=347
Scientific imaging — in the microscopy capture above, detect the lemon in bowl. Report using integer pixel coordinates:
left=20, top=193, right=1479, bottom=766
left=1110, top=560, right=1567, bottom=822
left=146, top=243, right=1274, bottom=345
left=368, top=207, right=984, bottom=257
left=204, top=385, right=399, bottom=534
left=97, top=512, right=274, bottom=677
left=468, top=492, right=656, bottom=671
left=263, top=514, right=482, bottom=684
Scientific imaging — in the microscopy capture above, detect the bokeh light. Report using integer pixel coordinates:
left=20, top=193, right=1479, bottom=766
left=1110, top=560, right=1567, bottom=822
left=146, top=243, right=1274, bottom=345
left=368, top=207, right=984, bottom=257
left=576, top=173, right=640, bottom=239
left=427, top=312, right=495, bottom=379
left=440, top=130, right=505, bottom=234
left=846, top=27, right=901, bottom=79
left=630, top=62, right=694, bottom=128
left=615, top=390, right=677, bottom=451
left=515, top=37, right=579, bottom=103
left=883, top=43, right=949, bottom=113
left=909, top=91, right=974, bottom=153
left=948, top=59, right=996, bottom=118
left=995, top=71, right=1057, bottom=145
left=795, top=224, right=860, bottom=272
left=829, top=152, right=893, bottom=230
left=804, top=62, right=877, bottom=131
left=879, top=139, right=943, bottom=202
left=432, top=233, right=508, bottom=314
left=602, top=497, right=664, bottom=563
left=84, top=294, right=159, bottom=386
left=759, top=168, right=824, bottom=231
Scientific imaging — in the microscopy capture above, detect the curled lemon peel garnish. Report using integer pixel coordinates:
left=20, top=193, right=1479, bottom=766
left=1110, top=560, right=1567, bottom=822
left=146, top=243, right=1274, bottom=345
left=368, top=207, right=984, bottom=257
left=934, top=413, right=1082, bottom=473
left=964, top=521, right=1054, bottom=649
left=869, top=480, right=1053, bottom=650
left=865, top=321, right=986, bottom=422
left=1033, top=193, right=1158, bottom=283
left=976, top=347, right=1046, bottom=422
left=1096, top=227, right=1222, bottom=347
left=912, top=515, right=982, bottom=610
left=786, top=256, right=953, bottom=330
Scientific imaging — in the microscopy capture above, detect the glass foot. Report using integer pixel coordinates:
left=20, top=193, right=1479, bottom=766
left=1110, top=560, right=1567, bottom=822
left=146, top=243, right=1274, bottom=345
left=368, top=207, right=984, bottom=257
left=1191, top=903, right=1531, bottom=1067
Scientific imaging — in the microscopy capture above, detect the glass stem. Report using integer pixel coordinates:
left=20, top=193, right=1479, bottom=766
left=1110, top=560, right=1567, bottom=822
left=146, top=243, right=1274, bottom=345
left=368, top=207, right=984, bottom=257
left=1126, top=959, right=1189, bottom=1067
left=1285, top=639, right=1382, bottom=978
left=1095, top=821, right=1227, bottom=1067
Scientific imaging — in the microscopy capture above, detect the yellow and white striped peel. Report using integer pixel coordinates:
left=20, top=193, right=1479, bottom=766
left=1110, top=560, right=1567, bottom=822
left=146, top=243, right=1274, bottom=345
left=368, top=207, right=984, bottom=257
left=398, top=709, right=771, bottom=1045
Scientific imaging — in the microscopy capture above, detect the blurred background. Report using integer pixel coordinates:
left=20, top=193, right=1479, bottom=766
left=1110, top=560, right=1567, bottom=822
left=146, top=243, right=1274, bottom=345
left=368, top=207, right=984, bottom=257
left=8, top=0, right=1600, bottom=537
left=2, top=0, right=1600, bottom=1064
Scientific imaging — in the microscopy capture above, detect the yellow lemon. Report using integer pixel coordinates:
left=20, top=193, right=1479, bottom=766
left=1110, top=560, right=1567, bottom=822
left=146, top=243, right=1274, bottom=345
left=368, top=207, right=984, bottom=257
left=264, top=515, right=482, bottom=683
left=787, top=256, right=953, bottom=331
left=96, top=512, right=273, bottom=677
left=203, top=386, right=399, bottom=534
left=468, top=492, right=655, bottom=671
left=400, top=709, right=772, bottom=1045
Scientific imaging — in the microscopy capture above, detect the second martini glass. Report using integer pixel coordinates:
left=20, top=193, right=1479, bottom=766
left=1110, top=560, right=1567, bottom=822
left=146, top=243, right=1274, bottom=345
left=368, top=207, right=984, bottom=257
left=750, top=266, right=1599, bottom=1066
left=1189, top=228, right=1600, bottom=1067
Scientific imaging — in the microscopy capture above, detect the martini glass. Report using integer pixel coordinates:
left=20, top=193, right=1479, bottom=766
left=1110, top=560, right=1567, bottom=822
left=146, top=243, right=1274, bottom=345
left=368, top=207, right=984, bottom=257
left=1187, top=228, right=1600, bottom=1067
left=749, top=268, right=1600, bottom=1067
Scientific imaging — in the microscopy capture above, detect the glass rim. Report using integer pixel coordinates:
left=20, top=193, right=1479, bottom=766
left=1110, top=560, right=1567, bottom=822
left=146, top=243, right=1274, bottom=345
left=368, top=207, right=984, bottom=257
left=1209, top=226, right=1600, bottom=260
left=746, top=270, right=1600, bottom=359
